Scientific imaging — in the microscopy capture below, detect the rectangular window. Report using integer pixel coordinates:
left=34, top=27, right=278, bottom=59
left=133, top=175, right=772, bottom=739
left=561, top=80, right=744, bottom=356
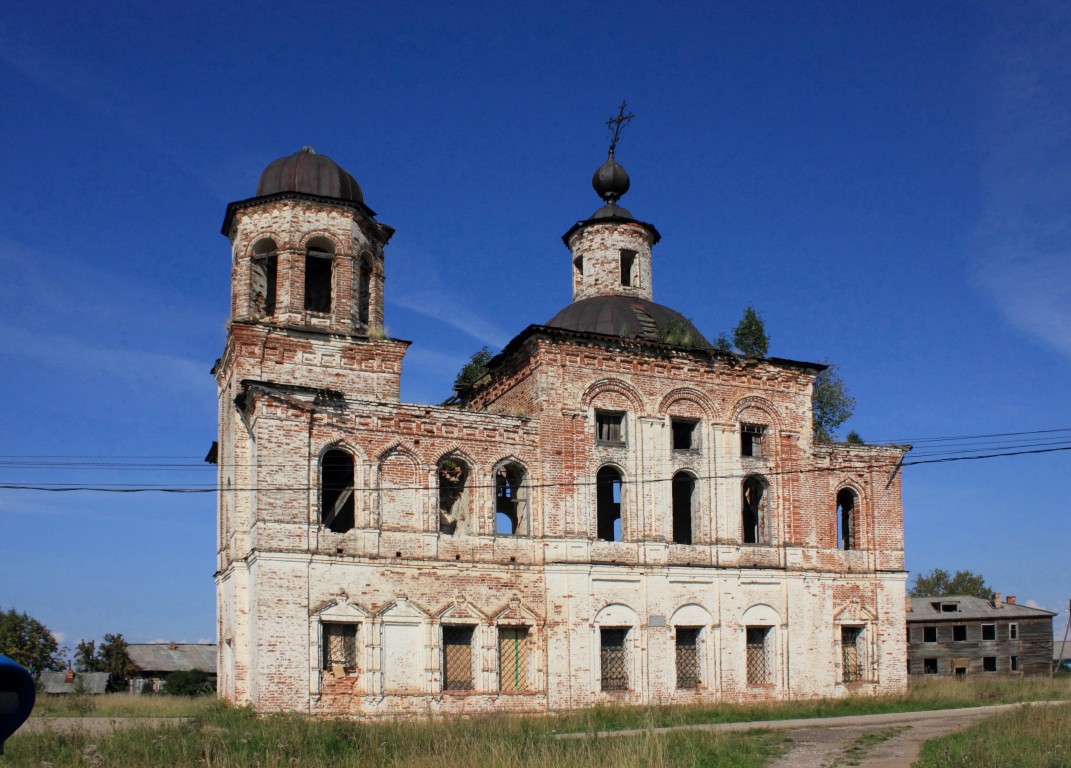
left=924, top=658, right=938, bottom=674
left=940, top=602, right=959, bottom=613
left=498, top=626, right=529, bottom=692
left=746, top=626, right=773, bottom=685
left=442, top=626, right=474, bottom=691
left=983, top=656, right=997, bottom=672
left=906, top=627, right=911, bottom=643
left=1010, top=656, right=1019, bottom=672
left=600, top=627, right=629, bottom=691
left=596, top=410, right=626, bottom=445
left=906, top=659, right=912, bottom=675
left=671, top=418, right=698, bottom=450
left=620, top=249, right=636, bottom=286
left=741, top=424, right=766, bottom=457
left=841, top=626, right=864, bottom=682
left=322, top=623, right=357, bottom=676
left=923, top=626, right=937, bottom=643
left=982, top=624, right=996, bottom=641
left=304, top=252, right=333, bottom=313
left=953, top=625, right=967, bottom=642
left=1009, top=623, right=1018, bottom=640
left=675, top=627, right=701, bottom=689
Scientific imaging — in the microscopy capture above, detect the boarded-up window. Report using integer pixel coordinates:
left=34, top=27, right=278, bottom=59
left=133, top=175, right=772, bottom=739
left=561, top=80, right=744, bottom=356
left=498, top=626, right=529, bottom=692
left=746, top=626, right=772, bottom=685
left=675, top=627, right=701, bottom=689
left=596, top=411, right=626, bottom=444
left=600, top=627, right=629, bottom=691
left=841, top=626, right=864, bottom=682
left=442, top=626, right=474, bottom=691
left=322, top=623, right=357, bottom=676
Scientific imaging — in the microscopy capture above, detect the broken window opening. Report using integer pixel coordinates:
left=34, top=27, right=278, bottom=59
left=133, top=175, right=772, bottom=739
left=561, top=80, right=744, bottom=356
left=600, top=627, right=629, bottom=691
left=573, top=255, right=584, bottom=277
left=741, top=423, right=766, bottom=458
left=304, top=238, right=334, bottom=313
left=938, top=602, right=959, bottom=613
left=495, top=462, right=529, bottom=535
left=983, top=656, right=997, bottom=672
left=923, top=658, right=938, bottom=674
left=671, top=418, right=698, bottom=450
left=619, top=249, right=636, bottom=287
left=321, top=449, right=355, bottom=533
left=672, top=471, right=696, bottom=545
left=251, top=238, right=277, bottom=316
left=438, top=457, right=471, bottom=535
left=1010, top=655, right=1019, bottom=672
left=746, top=626, right=773, bottom=685
left=442, top=625, right=475, bottom=691
left=322, top=622, right=357, bottom=677
left=953, top=625, right=967, bottom=642
left=596, top=466, right=623, bottom=542
left=742, top=475, right=768, bottom=545
left=675, top=626, right=702, bottom=689
left=498, top=626, right=529, bottom=692
left=836, top=488, right=856, bottom=550
left=982, top=624, right=996, bottom=641
left=357, top=254, right=373, bottom=327
left=923, top=626, right=938, bottom=643
left=841, top=626, right=864, bottom=682
left=595, top=410, right=626, bottom=445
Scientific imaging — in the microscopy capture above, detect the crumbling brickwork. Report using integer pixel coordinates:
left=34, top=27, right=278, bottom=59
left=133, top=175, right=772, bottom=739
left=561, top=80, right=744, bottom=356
left=215, top=148, right=909, bottom=716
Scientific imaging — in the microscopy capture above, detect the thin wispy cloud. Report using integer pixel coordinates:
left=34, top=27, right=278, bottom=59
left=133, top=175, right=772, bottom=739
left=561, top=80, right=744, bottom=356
left=975, top=4, right=1071, bottom=362
left=389, top=291, right=511, bottom=350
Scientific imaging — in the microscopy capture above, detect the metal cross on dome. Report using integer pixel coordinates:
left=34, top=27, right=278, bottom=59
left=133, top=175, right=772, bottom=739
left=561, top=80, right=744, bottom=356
left=606, top=101, right=634, bottom=156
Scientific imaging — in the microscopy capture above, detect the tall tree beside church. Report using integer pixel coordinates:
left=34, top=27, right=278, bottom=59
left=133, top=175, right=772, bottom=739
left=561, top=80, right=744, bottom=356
left=0, top=607, right=65, bottom=675
left=909, top=569, right=994, bottom=599
left=97, top=633, right=138, bottom=692
left=732, top=306, right=769, bottom=357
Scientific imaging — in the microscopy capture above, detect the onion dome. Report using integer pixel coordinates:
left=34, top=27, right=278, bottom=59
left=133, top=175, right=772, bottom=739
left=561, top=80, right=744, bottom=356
left=592, top=154, right=630, bottom=203
left=256, top=147, right=364, bottom=203
left=546, top=296, right=711, bottom=349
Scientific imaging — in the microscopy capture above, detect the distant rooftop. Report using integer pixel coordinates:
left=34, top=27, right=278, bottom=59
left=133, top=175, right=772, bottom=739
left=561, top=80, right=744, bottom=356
left=908, top=594, right=1055, bottom=621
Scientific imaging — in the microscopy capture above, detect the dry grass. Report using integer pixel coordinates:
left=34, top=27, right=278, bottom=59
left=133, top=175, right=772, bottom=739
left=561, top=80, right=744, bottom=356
left=31, top=693, right=219, bottom=718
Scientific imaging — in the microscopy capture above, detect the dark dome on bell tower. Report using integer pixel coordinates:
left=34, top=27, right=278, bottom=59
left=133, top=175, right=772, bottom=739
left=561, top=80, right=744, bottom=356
left=256, top=147, right=364, bottom=203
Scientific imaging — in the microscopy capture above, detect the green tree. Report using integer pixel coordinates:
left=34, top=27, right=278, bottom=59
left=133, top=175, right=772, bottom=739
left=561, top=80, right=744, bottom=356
left=713, top=332, right=733, bottom=352
left=162, top=669, right=214, bottom=696
left=74, top=639, right=102, bottom=672
left=732, top=306, right=769, bottom=357
left=845, top=431, right=864, bottom=445
left=812, top=363, right=856, bottom=442
left=909, top=568, right=994, bottom=599
left=452, top=346, right=494, bottom=392
left=0, top=607, right=65, bottom=675
left=97, top=633, right=138, bottom=692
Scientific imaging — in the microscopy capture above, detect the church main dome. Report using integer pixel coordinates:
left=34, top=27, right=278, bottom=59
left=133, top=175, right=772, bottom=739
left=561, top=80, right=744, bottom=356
left=545, top=295, right=712, bottom=349
left=256, top=147, right=364, bottom=203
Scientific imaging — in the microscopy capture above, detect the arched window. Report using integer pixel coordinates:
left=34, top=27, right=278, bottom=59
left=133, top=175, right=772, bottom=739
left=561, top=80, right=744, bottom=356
left=837, top=488, right=857, bottom=550
left=596, top=466, right=623, bottom=542
left=305, top=237, right=335, bottom=313
left=438, top=457, right=471, bottom=535
left=357, top=253, right=373, bottom=327
left=672, top=471, right=696, bottom=545
left=321, top=449, right=355, bottom=533
left=251, top=238, right=277, bottom=316
left=495, top=462, right=529, bottom=535
left=742, top=475, right=768, bottom=545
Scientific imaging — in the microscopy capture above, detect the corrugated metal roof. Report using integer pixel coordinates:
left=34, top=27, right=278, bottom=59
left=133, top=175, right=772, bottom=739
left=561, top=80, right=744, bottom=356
left=907, top=595, right=1056, bottom=621
left=38, top=671, right=109, bottom=694
left=127, top=643, right=216, bottom=674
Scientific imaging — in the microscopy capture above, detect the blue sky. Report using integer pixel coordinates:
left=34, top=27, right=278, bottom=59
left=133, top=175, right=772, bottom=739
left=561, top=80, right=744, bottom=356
left=1, top=1, right=1069, bottom=650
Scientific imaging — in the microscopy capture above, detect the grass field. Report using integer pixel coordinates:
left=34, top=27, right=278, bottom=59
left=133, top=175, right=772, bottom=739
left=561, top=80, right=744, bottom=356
left=10, top=677, right=1070, bottom=768
left=914, top=701, right=1071, bottom=768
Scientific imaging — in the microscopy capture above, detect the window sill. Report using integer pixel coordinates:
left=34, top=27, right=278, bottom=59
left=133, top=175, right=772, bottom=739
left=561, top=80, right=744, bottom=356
left=596, top=441, right=627, bottom=448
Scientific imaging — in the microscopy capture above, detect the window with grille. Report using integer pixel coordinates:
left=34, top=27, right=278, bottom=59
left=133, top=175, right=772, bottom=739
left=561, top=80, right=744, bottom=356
left=746, top=626, right=772, bottom=685
left=841, top=626, right=864, bottom=682
left=600, top=627, right=629, bottom=691
left=675, top=627, right=701, bottom=689
left=498, top=626, right=529, bottom=692
left=442, top=626, right=474, bottom=691
left=322, top=623, right=357, bottom=676
left=596, top=411, right=626, bottom=445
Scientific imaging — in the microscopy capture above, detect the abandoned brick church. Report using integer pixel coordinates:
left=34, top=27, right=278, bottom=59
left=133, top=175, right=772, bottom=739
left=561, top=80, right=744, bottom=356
left=214, top=140, right=909, bottom=715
